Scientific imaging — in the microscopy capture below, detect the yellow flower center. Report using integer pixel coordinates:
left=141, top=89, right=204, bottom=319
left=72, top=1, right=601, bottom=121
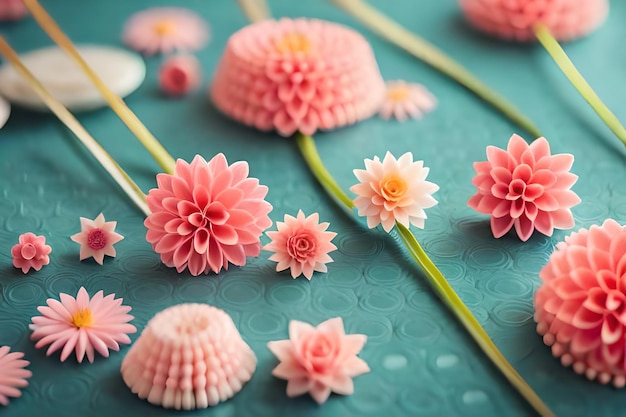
left=72, top=308, right=94, bottom=328
left=153, top=20, right=177, bottom=37
left=387, top=86, right=410, bottom=102
left=380, top=175, right=407, bottom=201
left=274, top=33, right=312, bottom=54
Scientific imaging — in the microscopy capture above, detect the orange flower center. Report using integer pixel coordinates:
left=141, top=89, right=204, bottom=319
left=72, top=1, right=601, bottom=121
left=153, top=20, right=177, bottom=37
left=387, top=86, right=410, bottom=102
left=274, top=33, right=312, bottom=54
left=72, top=308, right=94, bottom=328
left=380, top=175, right=407, bottom=201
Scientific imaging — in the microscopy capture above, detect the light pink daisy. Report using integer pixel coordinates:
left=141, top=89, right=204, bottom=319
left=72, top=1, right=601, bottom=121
left=379, top=80, right=437, bottom=121
left=459, top=0, right=608, bottom=42
left=211, top=18, right=385, bottom=137
left=121, top=303, right=256, bottom=410
left=30, top=287, right=136, bottom=363
left=263, top=210, right=337, bottom=280
left=534, top=219, right=626, bottom=387
left=0, top=0, right=28, bottom=22
left=11, top=232, right=51, bottom=274
left=144, top=154, right=273, bottom=276
left=70, top=213, right=124, bottom=265
left=159, top=54, right=201, bottom=97
left=350, top=151, right=439, bottom=233
left=0, top=346, right=31, bottom=406
left=122, top=7, right=209, bottom=56
left=268, top=317, right=369, bottom=404
left=468, top=134, right=580, bottom=241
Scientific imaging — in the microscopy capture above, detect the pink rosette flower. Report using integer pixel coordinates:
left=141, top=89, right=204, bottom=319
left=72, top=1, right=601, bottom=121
left=30, top=287, right=136, bottom=363
left=459, top=0, right=609, bottom=42
left=263, top=210, right=337, bottom=280
left=379, top=80, right=437, bottom=121
left=534, top=219, right=626, bottom=387
left=159, top=54, right=201, bottom=97
left=267, top=317, right=369, bottom=404
left=350, top=151, right=439, bottom=233
left=70, top=213, right=124, bottom=265
left=144, top=154, right=273, bottom=276
left=0, top=346, right=31, bottom=406
left=0, top=0, right=28, bottom=22
left=11, top=232, right=51, bottom=274
left=121, top=303, right=256, bottom=410
left=468, top=134, right=580, bottom=241
left=211, top=18, right=386, bottom=137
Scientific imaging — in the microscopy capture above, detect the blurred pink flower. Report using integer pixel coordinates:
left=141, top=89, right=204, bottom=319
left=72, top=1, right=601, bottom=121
left=534, top=219, right=626, bottom=387
left=159, top=54, right=201, bottom=97
left=11, top=232, right=51, bottom=274
left=0, top=346, right=31, bottom=406
left=379, top=80, right=436, bottom=121
left=267, top=317, right=369, bottom=404
left=351, top=151, right=439, bottom=233
left=70, top=213, right=124, bottom=265
left=144, top=154, right=273, bottom=276
left=264, top=210, right=337, bottom=280
left=0, top=0, right=28, bottom=22
left=468, top=134, right=580, bottom=241
left=459, top=0, right=608, bottom=42
left=211, top=18, right=385, bottom=137
left=30, top=287, right=136, bottom=363
left=123, top=7, right=209, bottom=56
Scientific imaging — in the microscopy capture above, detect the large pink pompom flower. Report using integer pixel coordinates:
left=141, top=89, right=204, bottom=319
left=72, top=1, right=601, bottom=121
left=0, top=0, right=28, bottom=22
left=534, top=219, right=626, bottom=387
left=0, top=346, right=31, bottom=406
left=468, top=134, right=580, bottom=241
left=459, top=0, right=609, bottom=42
left=144, top=154, right=273, bottom=276
left=11, top=232, right=51, bottom=274
left=211, top=18, right=385, bottom=137
left=267, top=317, right=370, bottom=404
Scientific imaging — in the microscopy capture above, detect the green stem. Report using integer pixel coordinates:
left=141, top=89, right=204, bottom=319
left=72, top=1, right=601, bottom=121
left=534, top=23, right=626, bottom=147
left=329, top=0, right=542, bottom=138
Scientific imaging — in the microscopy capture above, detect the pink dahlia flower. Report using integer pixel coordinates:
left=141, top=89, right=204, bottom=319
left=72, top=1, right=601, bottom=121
left=11, top=232, right=51, bottom=274
left=0, top=0, right=28, bottom=22
left=123, top=7, right=209, bottom=56
left=350, top=151, right=439, bottom=233
left=70, top=213, right=124, bottom=265
left=459, top=0, right=609, bottom=42
left=263, top=210, right=337, bottom=280
left=0, top=346, right=31, bottom=406
left=159, top=54, right=201, bottom=97
left=144, top=154, right=273, bottom=276
left=468, top=134, right=580, bottom=241
left=534, top=219, right=626, bottom=387
left=30, top=287, right=136, bottom=363
left=379, top=80, right=437, bottom=121
left=268, top=317, right=369, bottom=404
left=121, top=303, right=256, bottom=410
left=211, top=18, right=385, bottom=137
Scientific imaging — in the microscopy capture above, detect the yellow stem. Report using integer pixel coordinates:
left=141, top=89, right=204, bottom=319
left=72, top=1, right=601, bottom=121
left=237, top=0, right=272, bottom=23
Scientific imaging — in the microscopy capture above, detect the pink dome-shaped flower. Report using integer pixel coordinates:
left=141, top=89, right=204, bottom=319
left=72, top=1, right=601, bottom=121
left=144, top=154, right=273, bottom=276
left=468, top=134, right=580, bottom=241
left=459, top=0, right=609, bottom=42
left=0, top=346, right=31, bottom=406
left=11, top=232, right=51, bottom=274
left=534, top=219, right=626, bottom=387
left=0, top=0, right=28, bottom=22
left=211, top=18, right=385, bottom=137
left=121, top=303, right=256, bottom=410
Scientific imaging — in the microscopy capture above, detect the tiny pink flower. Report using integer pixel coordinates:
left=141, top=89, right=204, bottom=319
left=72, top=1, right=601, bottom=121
left=0, top=0, right=28, bottom=22
left=70, top=213, right=124, bottom=265
left=264, top=210, right=337, bottom=280
left=267, top=317, right=369, bottom=404
left=144, top=154, right=273, bottom=276
left=30, top=287, right=136, bottom=363
left=159, top=54, right=201, bottom=97
left=534, top=219, right=626, bottom=387
left=122, top=7, right=209, bottom=56
left=0, top=346, right=31, bottom=406
left=11, top=232, right=51, bottom=274
left=379, top=80, right=437, bottom=121
left=468, top=134, right=580, bottom=241
left=350, top=151, right=439, bottom=233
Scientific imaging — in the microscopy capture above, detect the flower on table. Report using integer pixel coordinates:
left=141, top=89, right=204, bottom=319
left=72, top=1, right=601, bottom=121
left=159, top=54, right=201, bottom=97
left=350, top=151, right=439, bottom=233
left=70, top=213, right=124, bottom=265
left=11, top=232, right=51, bottom=274
left=30, top=287, right=136, bottom=363
left=0, top=346, right=31, bottom=406
left=144, top=154, right=273, bottom=276
left=379, top=80, right=436, bottom=121
left=468, top=134, right=580, bottom=242
left=0, top=0, right=28, bottom=22
left=267, top=317, right=369, bottom=404
left=263, top=210, right=337, bottom=280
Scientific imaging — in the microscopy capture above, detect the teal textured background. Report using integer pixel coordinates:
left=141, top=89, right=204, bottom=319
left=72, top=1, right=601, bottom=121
left=1, top=0, right=625, bottom=416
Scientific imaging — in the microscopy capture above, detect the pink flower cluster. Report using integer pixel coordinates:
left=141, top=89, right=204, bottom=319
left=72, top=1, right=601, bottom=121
left=11, top=232, right=51, bottom=274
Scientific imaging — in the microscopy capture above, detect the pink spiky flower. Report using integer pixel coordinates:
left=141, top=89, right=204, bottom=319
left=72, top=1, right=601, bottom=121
left=263, top=210, right=337, bottom=280
left=459, top=0, right=609, bottom=42
left=144, top=154, right=273, bottom=276
left=0, top=0, right=28, bottom=22
left=379, top=80, right=437, bottom=121
left=468, top=134, right=580, bottom=241
left=211, top=18, right=385, bottom=137
left=70, top=213, right=124, bottom=265
left=121, top=303, right=257, bottom=410
left=29, top=287, right=136, bottom=363
left=267, top=317, right=369, bottom=404
left=11, top=232, right=51, bottom=274
left=0, top=346, right=31, bottom=406
left=534, top=219, right=626, bottom=387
